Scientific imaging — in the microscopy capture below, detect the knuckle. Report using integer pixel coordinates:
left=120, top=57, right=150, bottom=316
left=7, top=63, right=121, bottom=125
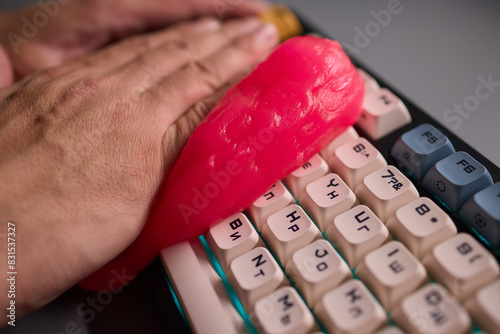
left=132, top=52, right=149, bottom=67
left=185, top=59, right=220, bottom=91
left=62, top=75, right=107, bottom=103
left=163, top=38, right=195, bottom=59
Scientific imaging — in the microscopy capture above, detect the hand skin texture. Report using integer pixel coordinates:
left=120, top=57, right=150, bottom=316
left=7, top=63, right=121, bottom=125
left=0, top=0, right=269, bottom=84
left=0, top=0, right=278, bottom=326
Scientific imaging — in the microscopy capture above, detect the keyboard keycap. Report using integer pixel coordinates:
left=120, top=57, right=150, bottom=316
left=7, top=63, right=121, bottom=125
left=465, top=279, right=500, bottom=333
left=358, top=68, right=380, bottom=95
left=375, top=326, right=404, bottom=334
left=326, top=205, right=390, bottom=268
left=391, top=123, right=455, bottom=180
left=315, top=279, right=387, bottom=334
left=357, top=88, right=412, bottom=140
left=205, top=212, right=262, bottom=270
left=320, top=126, right=359, bottom=164
left=355, top=165, right=419, bottom=222
left=386, top=197, right=457, bottom=259
left=160, top=241, right=244, bottom=333
left=253, top=286, right=316, bottom=334
left=285, top=239, right=351, bottom=306
left=459, top=182, right=500, bottom=249
left=262, top=204, right=322, bottom=263
left=391, top=283, right=471, bottom=334
left=300, top=173, right=357, bottom=232
left=284, top=154, right=329, bottom=198
left=422, top=151, right=494, bottom=212
left=329, top=138, right=387, bottom=189
left=247, top=181, right=294, bottom=231
left=422, top=233, right=499, bottom=301
left=356, top=241, right=427, bottom=310
left=226, top=247, right=285, bottom=312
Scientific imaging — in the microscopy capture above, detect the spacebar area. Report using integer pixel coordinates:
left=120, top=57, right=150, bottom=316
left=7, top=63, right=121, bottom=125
left=160, top=240, right=244, bottom=334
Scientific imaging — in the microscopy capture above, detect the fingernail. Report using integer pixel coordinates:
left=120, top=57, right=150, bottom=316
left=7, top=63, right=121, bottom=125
left=254, top=23, right=279, bottom=45
left=194, top=17, right=222, bottom=31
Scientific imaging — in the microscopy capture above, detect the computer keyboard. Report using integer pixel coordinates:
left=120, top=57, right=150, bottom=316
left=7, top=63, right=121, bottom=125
left=159, top=11, right=500, bottom=334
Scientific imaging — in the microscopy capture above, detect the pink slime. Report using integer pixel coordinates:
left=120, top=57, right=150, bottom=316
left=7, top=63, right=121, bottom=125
left=80, top=36, right=364, bottom=290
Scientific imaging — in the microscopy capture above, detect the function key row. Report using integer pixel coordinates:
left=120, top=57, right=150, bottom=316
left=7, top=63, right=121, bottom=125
left=391, top=122, right=498, bottom=248
left=360, top=69, right=498, bottom=250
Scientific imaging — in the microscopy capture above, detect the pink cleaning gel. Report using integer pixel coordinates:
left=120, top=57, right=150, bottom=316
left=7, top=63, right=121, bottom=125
left=80, top=36, right=364, bottom=290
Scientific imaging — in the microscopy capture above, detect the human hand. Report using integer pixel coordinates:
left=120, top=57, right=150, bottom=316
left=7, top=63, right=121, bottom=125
left=0, top=0, right=269, bottom=86
left=0, top=17, right=278, bottom=325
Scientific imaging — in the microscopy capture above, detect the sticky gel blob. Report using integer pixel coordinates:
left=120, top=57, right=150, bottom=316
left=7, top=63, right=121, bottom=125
left=79, top=36, right=364, bottom=290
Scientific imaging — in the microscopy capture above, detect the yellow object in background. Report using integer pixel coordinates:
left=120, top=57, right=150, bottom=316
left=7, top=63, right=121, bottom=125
left=259, top=4, right=304, bottom=42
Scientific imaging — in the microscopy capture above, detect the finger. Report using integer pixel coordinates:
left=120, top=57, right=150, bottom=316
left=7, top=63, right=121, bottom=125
left=181, top=0, right=271, bottom=20
left=107, top=0, right=270, bottom=32
left=111, top=17, right=262, bottom=92
left=143, top=23, right=278, bottom=126
left=24, top=17, right=222, bottom=86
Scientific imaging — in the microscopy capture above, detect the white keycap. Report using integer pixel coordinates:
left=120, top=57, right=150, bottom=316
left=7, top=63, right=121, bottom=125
left=299, top=173, right=357, bottom=232
left=326, top=205, right=390, bottom=268
left=358, top=68, right=380, bottom=95
left=357, top=88, right=412, bottom=140
left=355, top=165, right=419, bottom=223
left=329, top=138, right=387, bottom=189
left=315, top=279, right=387, bottom=334
left=161, top=241, right=244, bottom=333
left=423, top=233, right=499, bottom=301
left=285, top=239, right=351, bottom=306
left=356, top=241, right=427, bottom=310
left=284, top=154, right=329, bottom=198
left=262, top=204, right=321, bottom=264
left=320, top=126, right=359, bottom=164
left=247, top=181, right=294, bottom=231
left=226, top=247, right=285, bottom=312
left=375, top=326, right=405, bottom=334
left=465, top=279, right=500, bottom=333
left=205, top=212, right=262, bottom=270
left=392, top=283, right=471, bottom=334
left=386, top=197, right=457, bottom=259
left=253, top=286, right=316, bottom=334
